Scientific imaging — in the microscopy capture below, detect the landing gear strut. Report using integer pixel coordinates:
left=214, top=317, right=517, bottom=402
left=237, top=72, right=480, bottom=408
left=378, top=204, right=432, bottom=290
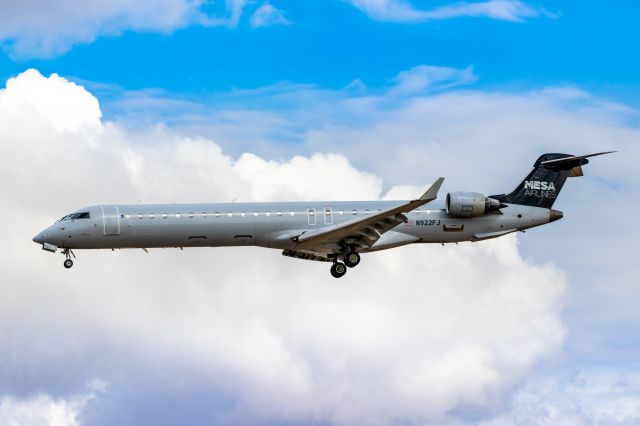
left=62, top=249, right=75, bottom=269
left=330, top=261, right=347, bottom=278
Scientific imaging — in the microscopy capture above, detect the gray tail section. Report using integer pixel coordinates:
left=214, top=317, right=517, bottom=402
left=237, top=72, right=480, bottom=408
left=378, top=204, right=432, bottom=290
left=491, top=151, right=615, bottom=209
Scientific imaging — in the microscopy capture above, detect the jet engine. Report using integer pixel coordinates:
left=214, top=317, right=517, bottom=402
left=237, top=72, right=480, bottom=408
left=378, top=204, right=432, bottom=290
left=445, top=192, right=503, bottom=218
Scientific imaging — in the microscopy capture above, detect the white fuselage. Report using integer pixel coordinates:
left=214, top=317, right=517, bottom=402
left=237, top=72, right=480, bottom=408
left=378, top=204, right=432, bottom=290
left=34, top=200, right=553, bottom=253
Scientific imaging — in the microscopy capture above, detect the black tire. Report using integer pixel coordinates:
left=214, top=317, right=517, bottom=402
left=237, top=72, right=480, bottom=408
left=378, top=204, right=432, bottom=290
left=330, top=262, right=347, bottom=278
left=63, top=259, right=73, bottom=269
left=344, top=252, right=360, bottom=268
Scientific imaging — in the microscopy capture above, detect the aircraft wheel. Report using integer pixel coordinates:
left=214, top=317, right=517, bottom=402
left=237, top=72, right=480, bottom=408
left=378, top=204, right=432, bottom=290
left=63, top=259, right=73, bottom=269
left=344, top=252, right=360, bottom=268
left=330, top=262, right=347, bottom=278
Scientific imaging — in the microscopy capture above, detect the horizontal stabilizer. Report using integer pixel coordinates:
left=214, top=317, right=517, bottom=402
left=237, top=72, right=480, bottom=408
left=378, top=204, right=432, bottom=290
left=540, top=151, right=616, bottom=170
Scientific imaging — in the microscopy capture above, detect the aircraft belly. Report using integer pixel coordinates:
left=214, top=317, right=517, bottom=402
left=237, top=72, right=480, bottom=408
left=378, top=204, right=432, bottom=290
left=369, top=231, right=419, bottom=250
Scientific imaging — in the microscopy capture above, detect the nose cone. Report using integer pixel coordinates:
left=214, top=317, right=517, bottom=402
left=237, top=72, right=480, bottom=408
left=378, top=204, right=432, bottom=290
left=33, top=231, right=45, bottom=244
left=549, top=209, right=564, bottom=222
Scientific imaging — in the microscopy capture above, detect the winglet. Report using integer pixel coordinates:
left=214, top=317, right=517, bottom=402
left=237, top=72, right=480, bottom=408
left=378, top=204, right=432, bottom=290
left=419, top=177, right=445, bottom=201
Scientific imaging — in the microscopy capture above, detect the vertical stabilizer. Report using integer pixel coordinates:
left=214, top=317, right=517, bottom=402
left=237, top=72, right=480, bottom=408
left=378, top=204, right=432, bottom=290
left=491, top=151, right=614, bottom=208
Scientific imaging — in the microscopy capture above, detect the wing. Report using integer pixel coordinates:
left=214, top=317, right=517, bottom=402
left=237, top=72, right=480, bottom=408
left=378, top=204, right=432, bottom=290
left=293, top=177, right=444, bottom=252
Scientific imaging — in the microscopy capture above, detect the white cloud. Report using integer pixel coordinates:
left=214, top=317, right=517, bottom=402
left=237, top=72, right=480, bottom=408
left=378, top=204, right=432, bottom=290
left=345, top=0, right=552, bottom=23
left=0, top=395, right=82, bottom=426
left=0, top=69, right=574, bottom=424
left=389, top=65, right=477, bottom=96
left=250, top=2, right=291, bottom=28
left=0, top=0, right=248, bottom=58
left=0, top=381, right=103, bottom=426
left=480, top=369, right=640, bottom=425
left=0, top=69, right=101, bottom=132
left=88, top=63, right=640, bottom=382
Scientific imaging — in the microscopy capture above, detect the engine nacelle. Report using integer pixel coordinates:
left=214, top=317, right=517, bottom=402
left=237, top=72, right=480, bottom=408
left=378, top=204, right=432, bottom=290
left=445, top=192, right=502, bottom=218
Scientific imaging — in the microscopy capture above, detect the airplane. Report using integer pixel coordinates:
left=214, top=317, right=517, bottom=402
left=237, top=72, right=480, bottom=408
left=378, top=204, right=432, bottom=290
left=33, top=152, right=613, bottom=278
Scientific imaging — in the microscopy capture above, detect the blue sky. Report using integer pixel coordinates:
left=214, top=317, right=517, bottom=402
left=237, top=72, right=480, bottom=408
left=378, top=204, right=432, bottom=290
left=1, top=1, right=639, bottom=424
left=2, top=0, right=640, bottom=104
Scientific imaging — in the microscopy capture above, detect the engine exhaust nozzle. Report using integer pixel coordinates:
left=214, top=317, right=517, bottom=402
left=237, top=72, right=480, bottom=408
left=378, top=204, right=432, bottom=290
left=549, top=209, right=563, bottom=222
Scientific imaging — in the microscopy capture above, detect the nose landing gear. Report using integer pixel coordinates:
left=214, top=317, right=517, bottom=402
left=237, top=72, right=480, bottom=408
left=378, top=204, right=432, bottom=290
left=62, top=249, right=76, bottom=269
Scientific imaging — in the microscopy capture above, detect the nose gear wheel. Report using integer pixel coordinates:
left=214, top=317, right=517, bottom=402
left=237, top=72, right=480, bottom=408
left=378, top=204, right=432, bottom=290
left=62, top=249, right=76, bottom=269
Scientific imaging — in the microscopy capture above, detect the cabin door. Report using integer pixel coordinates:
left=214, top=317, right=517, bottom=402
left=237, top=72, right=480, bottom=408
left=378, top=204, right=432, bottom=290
left=102, top=205, right=120, bottom=235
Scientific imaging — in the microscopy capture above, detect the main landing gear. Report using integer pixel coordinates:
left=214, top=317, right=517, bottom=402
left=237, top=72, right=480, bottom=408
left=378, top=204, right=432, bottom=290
left=329, top=250, right=361, bottom=278
left=344, top=251, right=360, bottom=268
left=330, top=261, right=347, bottom=278
left=62, top=249, right=76, bottom=269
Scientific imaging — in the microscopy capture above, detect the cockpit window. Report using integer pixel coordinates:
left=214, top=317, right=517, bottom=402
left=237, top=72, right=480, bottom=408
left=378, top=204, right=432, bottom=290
left=58, top=212, right=91, bottom=221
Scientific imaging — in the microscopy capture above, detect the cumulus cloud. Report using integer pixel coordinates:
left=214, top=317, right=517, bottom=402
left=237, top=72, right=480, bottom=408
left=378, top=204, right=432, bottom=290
left=480, top=369, right=640, bottom=425
left=345, top=0, right=552, bottom=23
left=250, top=2, right=291, bottom=28
left=0, top=0, right=248, bottom=58
left=0, top=69, right=576, bottom=424
left=89, top=62, right=640, bottom=377
left=0, top=394, right=83, bottom=426
left=0, top=381, right=103, bottom=426
left=90, top=63, right=640, bottom=372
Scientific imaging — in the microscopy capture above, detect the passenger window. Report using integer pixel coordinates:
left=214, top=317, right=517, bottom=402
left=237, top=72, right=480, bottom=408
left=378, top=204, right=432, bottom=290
left=352, top=209, right=357, bottom=215
left=125, top=214, right=131, bottom=219
left=138, top=214, right=143, bottom=219
left=215, top=212, right=220, bottom=218
left=339, top=210, right=344, bottom=216
left=176, top=213, right=181, bottom=218
left=149, top=213, right=155, bottom=219
left=228, top=212, right=233, bottom=217
left=188, top=212, right=194, bottom=218
left=201, top=212, right=207, bottom=218
left=278, top=211, right=283, bottom=216
left=241, top=211, right=246, bottom=217
left=254, top=211, right=258, bottom=217
left=162, top=213, right=167, bottom=219
left=290, top=211, right=295, bottom=216
left=266, top=212, right=271, bottom=217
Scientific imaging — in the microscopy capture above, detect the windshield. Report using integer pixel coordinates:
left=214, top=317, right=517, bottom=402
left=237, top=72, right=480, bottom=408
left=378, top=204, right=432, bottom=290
left=57, top=212, right=91, bottom=222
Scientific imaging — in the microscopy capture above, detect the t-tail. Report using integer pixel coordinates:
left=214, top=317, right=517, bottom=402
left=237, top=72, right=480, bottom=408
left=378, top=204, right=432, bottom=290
left=492, top=151, right=615, bottom=209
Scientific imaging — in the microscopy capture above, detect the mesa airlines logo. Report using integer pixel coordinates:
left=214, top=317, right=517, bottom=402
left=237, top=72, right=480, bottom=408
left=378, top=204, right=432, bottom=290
left=524, top=181, right=556, bottom=191
left=524, top=180, right=556, bottom=198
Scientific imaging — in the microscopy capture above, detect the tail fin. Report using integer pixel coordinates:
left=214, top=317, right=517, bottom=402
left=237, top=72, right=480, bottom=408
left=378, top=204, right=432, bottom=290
left=492, top=151, right=615, bottom=208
